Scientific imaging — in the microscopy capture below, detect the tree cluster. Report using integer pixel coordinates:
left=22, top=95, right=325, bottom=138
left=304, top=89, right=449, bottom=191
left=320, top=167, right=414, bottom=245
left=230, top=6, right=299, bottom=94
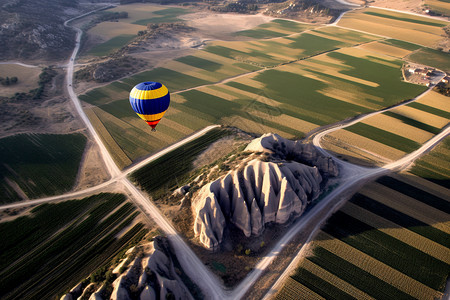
left=210, top=2, right=258, bottom=13
left=435, top=82, right=450, bottom=97
left=0, top=76, right=18, bottom=86
left=96, top=11, right=129, bottom=22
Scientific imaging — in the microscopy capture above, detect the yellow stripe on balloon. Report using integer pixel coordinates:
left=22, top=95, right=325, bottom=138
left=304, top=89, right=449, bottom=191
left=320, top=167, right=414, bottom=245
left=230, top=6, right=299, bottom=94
left=129, top=85, right=169, bottom=100
left=137, top=110, right=167, bottom=121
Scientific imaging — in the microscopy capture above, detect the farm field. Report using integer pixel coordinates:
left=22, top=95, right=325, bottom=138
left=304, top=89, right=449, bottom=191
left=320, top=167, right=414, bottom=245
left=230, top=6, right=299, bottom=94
left=85, top=5, right=191, bottom=56
left=0, top=64, right=41, bottom=97
left=129, top=127, right=231, bottom=199
left=106, top=4, right=189, bottom=24
left=235, top=19, right=314, bottom=39
left=424, top=0, right=450, bottom=16
left=0, top=133, right=87, bottom=203
left=409, top=136, right=450, bottom=188
left=276, top=168, right=450, bottom=299
left=323, top=89, right=447, bottom=165
left=80, top=18, right=431, bottom=168
left=337, top=7, right=448, bottom=47
left=0, top=193, right=149, bottom=300
left=407, top=47, right=450, bottom=72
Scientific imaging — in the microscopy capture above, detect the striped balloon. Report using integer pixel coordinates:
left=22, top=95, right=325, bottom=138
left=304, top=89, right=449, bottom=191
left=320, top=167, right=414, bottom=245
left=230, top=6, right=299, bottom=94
left=129, top=81, right=170, bottom=131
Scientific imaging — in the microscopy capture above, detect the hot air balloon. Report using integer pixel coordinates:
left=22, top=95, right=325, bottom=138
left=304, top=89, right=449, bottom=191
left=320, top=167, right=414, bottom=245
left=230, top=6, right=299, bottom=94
left=129, top=81, right=170, bottom=131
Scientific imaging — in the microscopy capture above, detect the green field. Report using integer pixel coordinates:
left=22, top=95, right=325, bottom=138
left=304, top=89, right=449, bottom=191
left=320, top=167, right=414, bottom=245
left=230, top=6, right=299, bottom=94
left=129, top=128, right=230, bottom=199
left=407, top=48, right=450, bottom=72
left=87, top=34, right=136, bottom=56
left=235, top=19, right=312, bottom=39
left=410, top=137, right=450, bottom=188
left=0, top=193, right=148, bottom=300
left=0, top=133, right=87, bottom=203
left=345, top=123, right=421, bottom=153
left=132, top=7, right=190, bottom=25
left=277, top=171, right=450, bottom=299
left=383, top=111, right=441, bottom=135
left=175, top=56, right=223, bottom=72
left=363, top=11, right=447, bottom=27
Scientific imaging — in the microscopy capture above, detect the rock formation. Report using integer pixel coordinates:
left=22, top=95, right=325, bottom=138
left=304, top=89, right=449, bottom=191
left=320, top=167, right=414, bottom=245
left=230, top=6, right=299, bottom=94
left=110, top=236, right=192, bottom=300
left=245, top=133, right=339, bottom=177
left=192, top=133, right=339, bottom=250
left=63, top=237, right=192, bottom=300
left=193, top=159, right=322, bottom=250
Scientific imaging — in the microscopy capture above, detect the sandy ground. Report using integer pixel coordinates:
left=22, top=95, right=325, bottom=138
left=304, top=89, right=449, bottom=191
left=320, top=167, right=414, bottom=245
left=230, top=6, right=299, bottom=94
left=182, top=12, right=274, bottom=40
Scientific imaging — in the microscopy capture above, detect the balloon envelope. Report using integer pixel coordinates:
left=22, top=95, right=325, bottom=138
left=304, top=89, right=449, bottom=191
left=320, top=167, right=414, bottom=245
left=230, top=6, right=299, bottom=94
left=129, top=81, right=170, bottom=130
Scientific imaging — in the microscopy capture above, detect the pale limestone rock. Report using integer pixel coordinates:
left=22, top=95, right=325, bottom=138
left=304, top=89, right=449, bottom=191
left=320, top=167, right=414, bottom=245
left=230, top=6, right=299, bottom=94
left=77, top=283, right=94, bottom=300
left=192, top=159, right=323, bottom=249
left=157, top=273, right=190, bottom=300
left=231, top=172, right=251, bottom=237
left=193, top=185, right=226, bottom=250
left=110, top=275, right=130, bottom=300
left=245, top=133, right=339, bottom=177
left=89, top=285, right=105, bottom=300
left=140, top=285, right=156, bottom=300
left=250, top=198, right=263, bottom=236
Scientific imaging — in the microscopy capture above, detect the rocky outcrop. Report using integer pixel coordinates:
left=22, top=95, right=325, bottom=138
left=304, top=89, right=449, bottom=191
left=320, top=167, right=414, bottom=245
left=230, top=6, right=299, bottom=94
left=193, top=159, right=322, bottom=250
left=245, top=133, right=339, bottom=177
left=192, top=133, right=339, bottom=250
left=64, top=237, right=192, bottom=300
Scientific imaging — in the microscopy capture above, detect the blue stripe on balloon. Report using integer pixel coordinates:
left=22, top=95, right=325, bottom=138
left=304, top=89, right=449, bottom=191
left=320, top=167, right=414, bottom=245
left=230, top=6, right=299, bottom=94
left=134, top=81, right=162, bottom=91
left=130, top=93, right=170, bottom=115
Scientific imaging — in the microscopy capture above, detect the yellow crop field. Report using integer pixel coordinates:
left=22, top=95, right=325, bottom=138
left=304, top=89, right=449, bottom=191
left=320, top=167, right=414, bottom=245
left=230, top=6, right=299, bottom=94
left=425, top=0, right=450, bottom=16
left=319, top=87, right=378, bottom=110
left=314, top=26, right=380, bottom=43
left=107, top=4, right=174, bottom=24
left=341, top=202, right=450, bottom=264
left=328, top=129, right=406, bottom=161
left=300, top=258, right=374, bottom=300
left=232, top=76, right=265, bottom=89
left=320, top=136, right=382, bottom=166
left=250, top=111, right=318, bottom=134
left=197, top=86, right=237, bottom=101
left=416, top=90, right=450, bottom=113
left=392, top=105, right=449, bottom=129
left=361, top=113, right=434, bottom=143
left=0, top=64, right=41, bottom=97
left=337, top=8, right=447, bottom=47
left=89, top=22, right=146, bottom=39
left=164, top=61, right=219, bottom=82
left=358, top=41, right=413, bottom=58
left=360, top=183, right=450, bottom=234
left=221, top=115, right=293, bottom=137
left=315, top=231, right=443, bottom=300
left=86, top=107, right=132, bottom=169
left=275, top=277, right=324, bottom=300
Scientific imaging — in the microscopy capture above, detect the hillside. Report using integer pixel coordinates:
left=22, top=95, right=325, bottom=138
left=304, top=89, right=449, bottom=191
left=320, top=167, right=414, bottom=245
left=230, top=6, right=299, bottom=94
left=0, top=0, right=113, bottom=61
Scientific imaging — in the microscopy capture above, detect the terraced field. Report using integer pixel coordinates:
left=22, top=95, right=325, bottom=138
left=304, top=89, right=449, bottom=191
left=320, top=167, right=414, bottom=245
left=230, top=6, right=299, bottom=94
left=0, top=193, right=149, bottom=300
left=0, top=133, right=87, bottom=203
left=276, top=169, right=450, bottom=299
left=338, top=7, right=448, bottom=47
